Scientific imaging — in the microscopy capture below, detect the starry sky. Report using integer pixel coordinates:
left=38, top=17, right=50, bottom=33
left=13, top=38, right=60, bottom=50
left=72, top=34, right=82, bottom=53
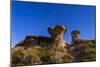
left=11, top=1, right=96, bottom=47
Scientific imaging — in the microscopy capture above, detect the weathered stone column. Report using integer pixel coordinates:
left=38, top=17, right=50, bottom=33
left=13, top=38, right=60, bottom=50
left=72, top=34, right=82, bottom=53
left=48, top=25, right=67, bottom=49
left=71, top=30, right=80, bottom=45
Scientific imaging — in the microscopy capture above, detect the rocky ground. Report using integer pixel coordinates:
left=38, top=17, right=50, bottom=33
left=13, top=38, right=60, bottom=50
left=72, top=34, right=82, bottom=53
left=11, top=25, right=96, bottom=66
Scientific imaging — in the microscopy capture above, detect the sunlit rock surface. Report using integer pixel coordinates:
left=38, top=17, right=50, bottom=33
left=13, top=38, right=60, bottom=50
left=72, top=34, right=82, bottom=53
left=11, top=25, right=96, bottom=66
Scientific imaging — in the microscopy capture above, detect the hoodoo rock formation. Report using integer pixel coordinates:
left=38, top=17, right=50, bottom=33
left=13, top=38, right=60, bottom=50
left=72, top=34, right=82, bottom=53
left=71, top=30, right=80, bottom=45
left=15, top=25, right=67, bottom=49
left=12, top=25, right=96, bottom=66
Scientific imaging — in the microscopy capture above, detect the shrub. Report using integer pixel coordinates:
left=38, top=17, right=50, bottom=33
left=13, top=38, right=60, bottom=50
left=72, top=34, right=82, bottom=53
left=11, top=46, right=74, bottom=66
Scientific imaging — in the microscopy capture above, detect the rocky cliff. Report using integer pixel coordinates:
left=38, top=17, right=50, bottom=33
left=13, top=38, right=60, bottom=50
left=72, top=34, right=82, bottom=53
left=15, top=25, right=67, bottom=49
left=11, top=25, right=96, bottom=66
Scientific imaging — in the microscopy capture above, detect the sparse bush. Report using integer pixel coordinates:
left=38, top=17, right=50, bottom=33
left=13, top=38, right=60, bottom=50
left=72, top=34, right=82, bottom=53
left=70, top=40, right=96, bottom=62
left=11, top=46, right=74, bottom=66
left=11, top=40, right=96, bottom=66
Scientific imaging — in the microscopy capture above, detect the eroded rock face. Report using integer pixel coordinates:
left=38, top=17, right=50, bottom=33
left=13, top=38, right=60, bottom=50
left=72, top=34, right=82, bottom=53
left=15, top=25, right=67, bottom=49
left=48, top=25, right=67, bottom=49
left=12, top=25, right=96, bottom=66
left=71, top=30, right=80, bottom=45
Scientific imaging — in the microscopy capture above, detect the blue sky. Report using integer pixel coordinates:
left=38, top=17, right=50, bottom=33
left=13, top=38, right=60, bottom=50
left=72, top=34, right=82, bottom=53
left=11, top=1, right=96, bottom=47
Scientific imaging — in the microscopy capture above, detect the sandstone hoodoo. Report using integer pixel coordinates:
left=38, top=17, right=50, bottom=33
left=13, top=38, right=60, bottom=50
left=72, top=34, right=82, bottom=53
left=15, top=25, right=67, bottom=49
left=69, top=30, right=96, bottom=62
left=71, top=30, right=80, bottom=45
left=12, top=24, right=96, bottom=66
